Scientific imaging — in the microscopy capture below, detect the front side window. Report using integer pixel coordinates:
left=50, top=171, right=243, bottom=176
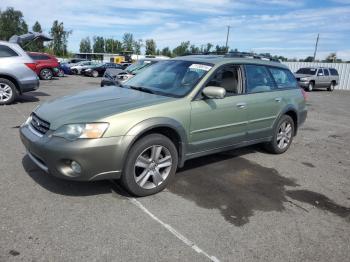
left=317, top=69, right=324, bottom=76
left=245, top=65, right=275, bottom=93
left=269, top=67, right=298, bottom=89
left=206, top=65, right=242, bottom=96
left=125, top=60, right=213, bottom=97
left=0, top=45, right=18, bottom=58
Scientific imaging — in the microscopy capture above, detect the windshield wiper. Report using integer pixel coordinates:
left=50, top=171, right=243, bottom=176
left=128, top=86, right=155, bottom=94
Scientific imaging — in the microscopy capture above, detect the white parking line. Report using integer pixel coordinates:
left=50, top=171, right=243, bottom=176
left=129, top=198, right=220, bottom=262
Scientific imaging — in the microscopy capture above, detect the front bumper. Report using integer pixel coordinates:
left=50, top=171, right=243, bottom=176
left=297, top=81, right=309, bottom=88
left=20, top=124, right=125, bottom=181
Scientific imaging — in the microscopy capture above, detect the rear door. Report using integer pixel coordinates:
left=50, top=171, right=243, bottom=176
left=323, top=68, right=331, bottom=86
left=316, top=68, right=326, bottom=86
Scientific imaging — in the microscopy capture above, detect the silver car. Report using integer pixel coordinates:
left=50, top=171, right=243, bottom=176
left=0, top=41, right=40, bottom=105
left=294, top=67, right=339, bottom=92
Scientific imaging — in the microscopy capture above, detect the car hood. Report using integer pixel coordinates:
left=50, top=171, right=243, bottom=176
left=35, top=86, right=175, bottom=130
left=294, top=74, right=313, bottom=78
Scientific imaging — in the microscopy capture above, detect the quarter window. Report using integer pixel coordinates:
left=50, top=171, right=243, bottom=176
left=329, top=68, right=339, bottom=76
left=269, top=67, right=298, bottom=89
left=317, top=69, right=324, bottom=76
left=245, top=65, right=275, bottom=93
left=0, top=45, right=18, bottom=57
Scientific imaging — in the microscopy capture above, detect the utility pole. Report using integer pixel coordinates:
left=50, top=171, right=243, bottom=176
left=225, top=25, right=230, bottom=52
left=313, top=33, right=319, bottom=61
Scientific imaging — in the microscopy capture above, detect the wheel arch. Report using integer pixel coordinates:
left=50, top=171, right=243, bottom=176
left=120, top=117, right=188, bottom=170
left=0, top=74, right=21, bottom=94
left=274, top=106, right=299, bottom=136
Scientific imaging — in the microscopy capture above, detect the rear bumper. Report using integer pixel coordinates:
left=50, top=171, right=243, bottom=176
left=19, top=77, right=40, bottom=93
left=20, top=124, right=126, bottom=181
left=298, top=109, right=307, bottom=127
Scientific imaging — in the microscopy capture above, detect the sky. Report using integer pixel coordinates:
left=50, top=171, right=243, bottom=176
left=2, top=0, right=350, bottom=60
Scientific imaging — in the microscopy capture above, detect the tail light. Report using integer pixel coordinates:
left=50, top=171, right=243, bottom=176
left=300, top=88, right=307, bottom=101
left=25, top=63, right=37, bottom=72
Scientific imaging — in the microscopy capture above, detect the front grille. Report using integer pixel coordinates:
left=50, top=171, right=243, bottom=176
left=296, top=78, right=301, bottom=81
left=30, top=113, right=50, bottom=135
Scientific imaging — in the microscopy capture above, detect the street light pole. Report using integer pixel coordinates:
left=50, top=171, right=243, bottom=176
left=225, top=25, right=231, bottom=52
left=313, top=33, right=319, bottom=62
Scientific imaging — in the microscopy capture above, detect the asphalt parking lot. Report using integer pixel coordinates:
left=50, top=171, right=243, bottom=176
left=1, top=75, right=349, bottom=262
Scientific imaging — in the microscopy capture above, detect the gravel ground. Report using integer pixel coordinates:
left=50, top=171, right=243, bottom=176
left=0, top=75, right=349, bottom=262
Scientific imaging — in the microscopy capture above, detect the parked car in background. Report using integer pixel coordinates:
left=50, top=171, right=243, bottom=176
left=100, top=58, right=164, bottom=87
left=83, top=63, right=124, bottom=77
left=0, top=41, right=39, bottom=105
left=294, top=67, right=339, bottom=92
left=27, top=52, right=60, bottom=80
left=65, top=58, right=87, bottom=64
left=20, top=54, right=307, bottom=196
left=70, top=61, right=101, bottom=75
left=59, top=63, right=72, bottom=75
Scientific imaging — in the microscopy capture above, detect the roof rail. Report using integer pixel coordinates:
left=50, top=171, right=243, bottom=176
left=224, top=51, right=281, bottom=62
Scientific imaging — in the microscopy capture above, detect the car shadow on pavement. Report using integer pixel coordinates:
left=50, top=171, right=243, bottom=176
left=22, top=155, right=126, bottom=197
left=170, top=146, right=350, bottom=226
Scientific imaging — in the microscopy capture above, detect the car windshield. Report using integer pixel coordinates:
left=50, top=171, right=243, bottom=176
left=125, top=60, right=213, bottom=97
left=296, top=68, right=317, bottom=75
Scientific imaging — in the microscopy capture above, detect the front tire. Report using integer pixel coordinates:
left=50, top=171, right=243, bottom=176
left=121, top=134, right=178, bottom=196
left=264, top=115, right=295, bottom=154
left=92, top=70, right=99, bottom=78
left=0, top=78, right=17, bottom=105
left=40, top=68, right=53, bottom=80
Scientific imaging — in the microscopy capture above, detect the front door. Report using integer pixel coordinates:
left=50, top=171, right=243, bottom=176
left=188, top=64, right=248, bottom=154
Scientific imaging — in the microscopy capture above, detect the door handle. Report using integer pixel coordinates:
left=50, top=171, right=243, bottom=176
left=275, top=97, right=282, bottom=102
left=236, top=102, right=247, bottom=109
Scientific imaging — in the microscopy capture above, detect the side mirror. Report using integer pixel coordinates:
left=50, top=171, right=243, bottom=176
left=202, top=86, right=226, bottom=99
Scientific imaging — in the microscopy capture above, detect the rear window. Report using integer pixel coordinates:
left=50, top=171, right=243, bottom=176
left=0, top=45, right=18, bottom=57
left=296, top=68, right=317, bottom=75
left=329, top=68, right=338, bottom=76
left=269, top=67, right=298, bottom=89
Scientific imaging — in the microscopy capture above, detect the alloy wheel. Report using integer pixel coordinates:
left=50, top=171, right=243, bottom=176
left=134, top=145, right=172, bottom=189
left=0, top=83, right=13, bottom=103
left=276, top=121, right=292, bottom=150
left=41, top=69, right=53, bottom=80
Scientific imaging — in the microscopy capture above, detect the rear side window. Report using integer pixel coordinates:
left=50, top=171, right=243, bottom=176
left=324, top=69, right=330, bottom=76
left=245, top=65, right=275, bottom=93
left=28, top=54, right=51, bottom=60
left=329, top=68, right=339, bottom=76
left=317, top=69, right=324, bottom=76
left=269, top=67, right=298, bottom=89
left=0, top=45, right=18, bottom=57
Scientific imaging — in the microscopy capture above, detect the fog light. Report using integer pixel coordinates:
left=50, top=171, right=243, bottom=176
left=71, top=161, right=81, bottom=173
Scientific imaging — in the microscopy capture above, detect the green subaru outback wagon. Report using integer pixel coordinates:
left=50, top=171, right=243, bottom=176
left=20, top=54, right=307, bottom=196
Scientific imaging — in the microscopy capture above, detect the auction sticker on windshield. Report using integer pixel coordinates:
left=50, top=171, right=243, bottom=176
left=189, top=64, right=212, bottom=71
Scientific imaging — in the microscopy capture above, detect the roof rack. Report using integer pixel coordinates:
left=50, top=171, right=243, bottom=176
left=224, top=51, right=281, bottom=62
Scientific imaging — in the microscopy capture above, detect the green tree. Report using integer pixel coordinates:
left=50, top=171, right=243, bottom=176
left=325, top=53, right=338, bottom=63
left=79, top=37, right=92, bottom=53
left=172, top=41, right=190, bottom=57
left=215, top=45, right=228, bottom=54
left=26, top=21, right=44, bottom=52
left=190, top=45, right=200, bottom=54
left=93, top=36, right=104, bottom=53
left=145, top=39, right=156, bottom=55
left=161, top=47, right=172, bottom=57
left=0, top=7, right=28, bottom=41
left=48, top=20, right=71, bottom=56
left=304, top=56, right=314, bottom=62
left=204, top=43, right=213, bottom=53
left=122, top=33, right=134, bottom=52
left=133, top=39, right=143, bottom=55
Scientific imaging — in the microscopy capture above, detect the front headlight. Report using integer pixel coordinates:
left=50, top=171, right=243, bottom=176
left=300, top=77, right=309, bottom=81
left=53, top=123, right=109, bottom=140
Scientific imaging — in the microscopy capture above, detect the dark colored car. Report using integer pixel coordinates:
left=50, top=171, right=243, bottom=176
left=59, top=63, right=72, bottom=75
left=27, top=52, right=60, bottom=80
left=100, top=59, right=163, bottom=87
left=83, top=63, right=124, bottom=77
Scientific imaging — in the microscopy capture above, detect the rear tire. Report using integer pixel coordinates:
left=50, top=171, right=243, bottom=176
left=121, top=134, right=178, bottom=197
left=92, top=70, right=99, bottom=78
left=307, top=82, right=314, bottom=92
left=40, top=68, right=53, bottom=80
left=327, top=82, right=335, bottom=92
left=264, top=115, right=295, bottom=154
left=0, top=78, right=17, bottom=105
